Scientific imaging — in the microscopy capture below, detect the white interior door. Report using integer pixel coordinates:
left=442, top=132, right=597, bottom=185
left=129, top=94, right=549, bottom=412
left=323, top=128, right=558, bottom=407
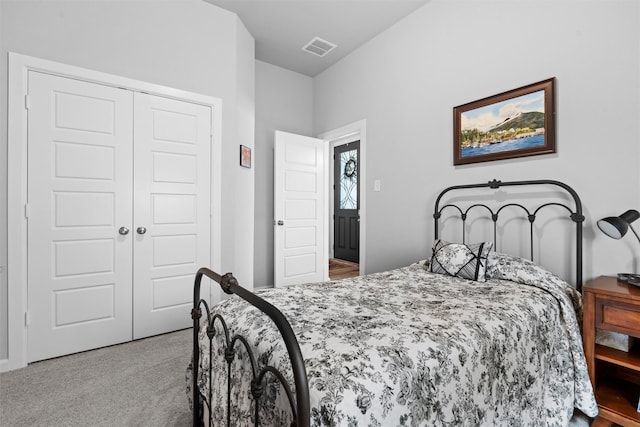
left=274, top=131, right=327, bottom=287
left=132, top=93, right=211, bottom=339
left=27, top=71, right=134, bottom=362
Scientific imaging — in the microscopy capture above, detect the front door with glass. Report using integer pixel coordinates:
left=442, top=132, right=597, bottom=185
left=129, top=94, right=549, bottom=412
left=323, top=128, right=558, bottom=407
left=333, top=141, right=360, bottom=263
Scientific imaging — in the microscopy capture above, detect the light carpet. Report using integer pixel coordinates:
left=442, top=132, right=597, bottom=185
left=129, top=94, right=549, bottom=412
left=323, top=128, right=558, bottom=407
left=0, top=328, right=593, bottom=426
left=0, top=329, right=192, bottom=426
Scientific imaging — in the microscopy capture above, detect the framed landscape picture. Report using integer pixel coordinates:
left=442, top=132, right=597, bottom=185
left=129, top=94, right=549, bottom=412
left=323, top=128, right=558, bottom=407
left=453, top=78, right=556, bottom=165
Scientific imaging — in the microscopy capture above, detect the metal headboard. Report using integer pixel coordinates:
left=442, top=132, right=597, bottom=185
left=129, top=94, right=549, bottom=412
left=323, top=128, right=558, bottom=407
left=433, top=179, right=585, bottom=291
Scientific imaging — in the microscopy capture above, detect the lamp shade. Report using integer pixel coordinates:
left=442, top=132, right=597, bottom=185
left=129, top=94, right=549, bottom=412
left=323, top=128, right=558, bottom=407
left=597, top=209, right=640, bottom=239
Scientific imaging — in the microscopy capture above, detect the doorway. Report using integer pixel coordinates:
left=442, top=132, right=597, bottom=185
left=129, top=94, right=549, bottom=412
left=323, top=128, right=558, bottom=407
left=321, top=120, right=366, bottom=280
left=271, top=121, right=366, bottom=285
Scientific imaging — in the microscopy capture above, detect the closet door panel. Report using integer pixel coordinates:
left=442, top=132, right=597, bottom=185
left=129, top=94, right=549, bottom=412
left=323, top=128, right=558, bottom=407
left=133, top=93, right=211, bottom=339
left=27, top=71, right=134, bottom=362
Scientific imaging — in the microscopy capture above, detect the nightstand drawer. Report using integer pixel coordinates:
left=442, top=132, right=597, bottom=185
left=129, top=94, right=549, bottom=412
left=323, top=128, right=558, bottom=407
left=596, top=296, right=640, bottom=337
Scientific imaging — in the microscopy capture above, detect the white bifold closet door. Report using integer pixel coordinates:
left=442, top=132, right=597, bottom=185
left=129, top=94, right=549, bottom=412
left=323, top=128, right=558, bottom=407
left=27, top=71, right=211, bottom=362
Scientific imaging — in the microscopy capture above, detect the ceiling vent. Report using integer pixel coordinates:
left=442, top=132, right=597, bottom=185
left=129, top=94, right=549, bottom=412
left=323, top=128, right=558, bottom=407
left=302, top=37, right=337, bottom=57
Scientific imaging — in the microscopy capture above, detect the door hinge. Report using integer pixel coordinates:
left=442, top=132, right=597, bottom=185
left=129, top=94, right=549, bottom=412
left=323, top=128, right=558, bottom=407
left=24, top=203, right=31, bottom=219
left=25, top=311, right=30, bottom=326
left=25, top=94, right=31, bottom=110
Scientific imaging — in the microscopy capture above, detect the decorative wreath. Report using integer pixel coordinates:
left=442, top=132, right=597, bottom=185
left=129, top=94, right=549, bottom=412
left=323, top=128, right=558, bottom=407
left=344, top=159, right=357, bottom=178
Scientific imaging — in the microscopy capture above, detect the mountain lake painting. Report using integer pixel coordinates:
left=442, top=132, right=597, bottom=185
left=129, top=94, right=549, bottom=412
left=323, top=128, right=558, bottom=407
left=453, top=79, right=555, bottom=165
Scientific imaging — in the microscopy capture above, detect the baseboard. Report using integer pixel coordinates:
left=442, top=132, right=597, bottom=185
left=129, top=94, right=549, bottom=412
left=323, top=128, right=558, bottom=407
left=0, top=358, right=9, bottom=373
left=0, top=356, right=27, bottom=372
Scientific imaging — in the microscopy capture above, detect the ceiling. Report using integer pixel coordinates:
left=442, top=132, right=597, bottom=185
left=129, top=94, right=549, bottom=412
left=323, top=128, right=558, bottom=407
left=204, top=0, right=429, bottom=77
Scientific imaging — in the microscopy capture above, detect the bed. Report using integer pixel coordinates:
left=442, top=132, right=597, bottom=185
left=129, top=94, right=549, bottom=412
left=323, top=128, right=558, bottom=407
left=187, top=179, right=598, bottom=426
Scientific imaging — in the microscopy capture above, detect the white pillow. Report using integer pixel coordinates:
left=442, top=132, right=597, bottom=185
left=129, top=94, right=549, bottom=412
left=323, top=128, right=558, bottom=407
left=430, top=239, right=493, bottom=281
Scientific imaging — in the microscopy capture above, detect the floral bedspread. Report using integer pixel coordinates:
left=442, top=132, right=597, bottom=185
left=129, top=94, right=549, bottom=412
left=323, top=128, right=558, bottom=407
left=188, top=257, right=597, bottom=426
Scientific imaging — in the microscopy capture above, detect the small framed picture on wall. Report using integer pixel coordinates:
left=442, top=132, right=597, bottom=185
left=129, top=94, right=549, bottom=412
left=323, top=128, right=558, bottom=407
left=240, top=145, right=252, bottom=168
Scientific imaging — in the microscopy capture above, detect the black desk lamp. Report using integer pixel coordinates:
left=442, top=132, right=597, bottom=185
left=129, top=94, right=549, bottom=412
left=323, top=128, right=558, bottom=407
left=597, top=209, right=640, bottom=284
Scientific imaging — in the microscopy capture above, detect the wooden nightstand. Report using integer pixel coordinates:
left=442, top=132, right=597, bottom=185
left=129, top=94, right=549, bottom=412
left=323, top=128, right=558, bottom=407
left=584, top=276, right=640, bottom=426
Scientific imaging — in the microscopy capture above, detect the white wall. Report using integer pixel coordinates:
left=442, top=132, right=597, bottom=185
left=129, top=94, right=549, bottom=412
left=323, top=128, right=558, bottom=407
left=254, top=60, right=313, bottom=287
left=314, top=0, right=640, bottom=282
left=0, top=0, right=5, bottom=367
left=232, top=17, right=256, bottom=288
left=0, top=0, right=255, bottom=362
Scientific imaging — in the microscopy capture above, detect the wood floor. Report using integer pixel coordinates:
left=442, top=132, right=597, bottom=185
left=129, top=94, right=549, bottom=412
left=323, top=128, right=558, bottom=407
left=329, top=258, right=359, bottom=280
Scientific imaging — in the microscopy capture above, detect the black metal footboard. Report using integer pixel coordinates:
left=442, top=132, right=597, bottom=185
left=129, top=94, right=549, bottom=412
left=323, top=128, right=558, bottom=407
left=191, top=268, right=310, bottom=427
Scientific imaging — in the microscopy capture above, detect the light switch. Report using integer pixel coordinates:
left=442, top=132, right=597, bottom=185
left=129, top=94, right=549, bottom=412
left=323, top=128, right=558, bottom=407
left=374, top=179, right=381, bottom=191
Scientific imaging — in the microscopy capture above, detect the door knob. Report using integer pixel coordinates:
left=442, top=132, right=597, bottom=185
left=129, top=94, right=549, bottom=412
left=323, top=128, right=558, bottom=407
left=118, top=227, right=130, bottom=235
left=277, top=220, right=284, bottom=226
left=136, top=227, right=147, bottom=235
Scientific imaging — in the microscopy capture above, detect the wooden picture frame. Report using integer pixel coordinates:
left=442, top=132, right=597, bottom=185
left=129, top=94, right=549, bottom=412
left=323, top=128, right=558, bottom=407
left=453, top=78, right=555, bottom=165
left=240, top=145, right=251, bottom=168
